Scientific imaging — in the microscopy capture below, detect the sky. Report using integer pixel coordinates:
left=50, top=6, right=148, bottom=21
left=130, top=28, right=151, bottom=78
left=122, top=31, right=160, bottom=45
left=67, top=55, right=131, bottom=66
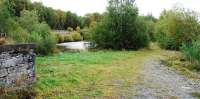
left=31, top=0, right=200, bottom=18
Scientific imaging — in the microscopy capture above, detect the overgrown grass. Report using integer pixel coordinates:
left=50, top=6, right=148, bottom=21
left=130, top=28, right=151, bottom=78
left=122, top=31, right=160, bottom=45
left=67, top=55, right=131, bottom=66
left=33, top=49, right=165, bottom=98
left=35, top=51, right=136, bottom=98
left=192, top=92, right=200, bottom=99
left=163, top=51, right=200, bottom=80
left=2, top=44, right=191, bottom=98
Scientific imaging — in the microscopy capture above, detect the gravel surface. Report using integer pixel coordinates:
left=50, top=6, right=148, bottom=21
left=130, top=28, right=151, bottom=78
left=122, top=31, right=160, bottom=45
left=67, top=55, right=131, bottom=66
left=130, top=59, right=200, bottom=99
left=110, top=59, right=200, bottom=99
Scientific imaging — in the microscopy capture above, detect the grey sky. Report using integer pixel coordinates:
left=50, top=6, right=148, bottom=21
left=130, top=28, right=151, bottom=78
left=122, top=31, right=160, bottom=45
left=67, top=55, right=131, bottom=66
left=31, top=0, right=200, bottom=18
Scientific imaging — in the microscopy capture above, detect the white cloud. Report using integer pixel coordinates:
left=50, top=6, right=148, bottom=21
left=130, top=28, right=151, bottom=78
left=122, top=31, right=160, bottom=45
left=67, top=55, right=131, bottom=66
left=31, top=0, right=200, bottom=17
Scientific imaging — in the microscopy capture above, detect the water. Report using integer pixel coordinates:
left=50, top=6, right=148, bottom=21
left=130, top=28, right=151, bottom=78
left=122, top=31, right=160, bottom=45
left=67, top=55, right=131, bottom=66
left=57, top=41, right=91, bottom=50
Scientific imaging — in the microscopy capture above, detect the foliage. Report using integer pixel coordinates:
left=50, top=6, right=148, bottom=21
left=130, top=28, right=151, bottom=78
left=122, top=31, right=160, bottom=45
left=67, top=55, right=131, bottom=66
left=67, top=27, right=73, bottom=32
left=5, top=0, right=31, bottom=16
left=192, top=92, right=200, bottom=98
left=10, top=26, right=29, bottom=43
left=64, top=35, right=74, bottom=42
left=76, top=26, right=81, bottom=33
left=56, top=34, right=65, bottom=43
left=93, top=0, right=150, bottom=49
left=82, top=28, right=92, bottom=40
left=141, top=15, right=157, bottom=41
left=18, top=10, right=56, bottom=55
left=155, top=8, right=200, bottom=50
left=71, top=32, right=83, bottom=41
left=32, top=2, right=82, bottom=30
left=0, top=38, right=6, bottom=45
left=181, top=39, right=200, bottom=70
left=28, top=32, right=56, bottom=55
left=134, top=17, right=151, bottom=48
left=81, top=13, right=103, bottom=28
left=18, top=10, right=38, bottom=33
left=0, top=0, right=11, bottom=33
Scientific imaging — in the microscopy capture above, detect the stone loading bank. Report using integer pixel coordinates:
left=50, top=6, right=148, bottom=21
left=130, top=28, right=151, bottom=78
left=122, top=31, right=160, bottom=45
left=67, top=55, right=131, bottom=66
left=0, top=44, right=36, bottom=88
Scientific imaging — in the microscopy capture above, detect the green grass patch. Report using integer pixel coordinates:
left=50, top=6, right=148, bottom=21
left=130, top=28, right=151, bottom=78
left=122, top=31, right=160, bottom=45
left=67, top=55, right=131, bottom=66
left=33, top=50, right=157, bottom=98
left=1, top=45, right=177, bottom=98
left=192, top=92, right=200, bottom=99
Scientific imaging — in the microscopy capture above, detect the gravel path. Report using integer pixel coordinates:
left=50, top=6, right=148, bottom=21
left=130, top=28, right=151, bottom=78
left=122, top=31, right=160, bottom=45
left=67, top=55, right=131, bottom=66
left=130, top=59, right=200, bottom=99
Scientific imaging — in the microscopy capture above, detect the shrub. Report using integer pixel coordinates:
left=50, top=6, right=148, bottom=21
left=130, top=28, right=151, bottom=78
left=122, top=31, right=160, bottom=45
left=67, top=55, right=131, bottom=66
left=181, top=40, right=200, bottom=70
left=0, top=38, right=6, bottom=45
left=76, top=26, right=81, bottom=33
left=16, top=10, right=57, bottom=55
left=18, top=10, right=39, bottom=33
left=92, top=0, right=150, bottom=49
left=146, top=20, right=156, bottom=42
left=10, top=26, right=29, bottom=43
left=71, top=32, right=83, bottom=41
left=41, top=34, right=57, bottom=55
left=81, top=28, right=92, bottom=40
left=67, top=27, right=73, bottom=32
left=56, top=34, right=65, bottom=43
left=64, top=35, right=74, bottom=42
left=135, top=17, right=151, bottom=48
left=28, top=32, right=56, bottom=55
left=29, top=22, right=56, bottom=55
left=156, top=8, right=200, bottom=50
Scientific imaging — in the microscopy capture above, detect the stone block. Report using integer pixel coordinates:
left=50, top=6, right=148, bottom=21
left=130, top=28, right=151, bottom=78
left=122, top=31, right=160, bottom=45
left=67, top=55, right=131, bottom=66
left=0, top=69, right=8, bottom=77
left=0, top=44, right=36, bottom=88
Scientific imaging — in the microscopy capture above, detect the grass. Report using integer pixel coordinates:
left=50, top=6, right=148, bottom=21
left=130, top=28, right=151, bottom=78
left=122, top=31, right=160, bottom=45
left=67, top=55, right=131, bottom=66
left=192, top=92, right=200, bottom=99
left=33, top=45, right=169, bottom=98
left=2, top=44, right=197, bottom=98
left=34, top=51, right=143, bottom=98
left=163, top=51, right=200, bottom=80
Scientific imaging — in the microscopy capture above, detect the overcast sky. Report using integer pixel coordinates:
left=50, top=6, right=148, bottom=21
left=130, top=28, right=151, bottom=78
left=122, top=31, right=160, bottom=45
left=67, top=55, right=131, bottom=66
left=31, top=0, right=200, bottom=18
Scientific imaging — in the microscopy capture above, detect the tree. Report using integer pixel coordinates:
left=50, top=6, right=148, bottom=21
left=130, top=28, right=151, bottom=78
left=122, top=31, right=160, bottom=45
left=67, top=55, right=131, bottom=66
left=92, top=0, right=150, bottom=49
left=65, top=11, right=80, bottom=29
left=81, top=13, right=103, bottom=28
left=140, top=15, right=157, bottom=41
left=0, top=0, right=10, bottom=33
left=18, top=10, right=39, bottom=32
left=6, top=0, right=31, bottom=16
left=155, top=8, right=200, bottom=50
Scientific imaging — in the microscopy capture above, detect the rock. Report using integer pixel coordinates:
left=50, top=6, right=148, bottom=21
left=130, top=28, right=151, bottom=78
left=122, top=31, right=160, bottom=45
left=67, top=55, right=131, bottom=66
left=0, top=44, right=36, bottom=88
left=0, top=69, right=8, bottom=78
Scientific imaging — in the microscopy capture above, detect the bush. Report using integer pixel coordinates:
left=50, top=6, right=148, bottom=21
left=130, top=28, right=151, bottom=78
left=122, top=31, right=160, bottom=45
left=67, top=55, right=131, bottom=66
left=81, top=28, right=92, bottom=40
left=56, top=34, right=65, bottom=43
left=181, top=40, right=200, bottom=70
left=71, top=32, right=83, bottom=41
left=0, top=38, right=6, bottom=45
left=67, top=27, right=73, bottom=32
left=156, top=8, right=200, bottom=50
left=135, top=17, right=151, bottom=48
left=10, top=26, right=29, bottom=43
left=28, top=32, right=56, bottom=55
left=92, top=0, right=150, bottom=49
left=76, top=26, right=81, bottom=33
left=41, top=34, right=57, bottom=55
left=64, top=35, right=74, bottom=42
left=18, top=10, right=39, bottom=33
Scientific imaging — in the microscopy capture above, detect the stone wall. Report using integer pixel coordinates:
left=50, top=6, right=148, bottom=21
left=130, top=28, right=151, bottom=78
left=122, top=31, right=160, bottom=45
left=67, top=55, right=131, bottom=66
left=0, top=44, right=36, bottom=88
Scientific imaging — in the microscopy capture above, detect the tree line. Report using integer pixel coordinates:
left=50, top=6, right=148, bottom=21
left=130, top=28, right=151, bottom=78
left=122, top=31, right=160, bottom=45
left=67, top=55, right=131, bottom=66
left=0, top=0, right=102, bottom=55
left=1, top=0, right=200, bottom=70
left=92, top=0, right=200, bottom=70
left=2, top=0, right=102, bottom=30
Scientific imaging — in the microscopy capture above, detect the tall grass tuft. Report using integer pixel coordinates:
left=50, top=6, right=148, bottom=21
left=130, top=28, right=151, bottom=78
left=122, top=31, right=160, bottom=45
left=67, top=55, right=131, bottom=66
left=181, top=40, right=200, bottom=70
